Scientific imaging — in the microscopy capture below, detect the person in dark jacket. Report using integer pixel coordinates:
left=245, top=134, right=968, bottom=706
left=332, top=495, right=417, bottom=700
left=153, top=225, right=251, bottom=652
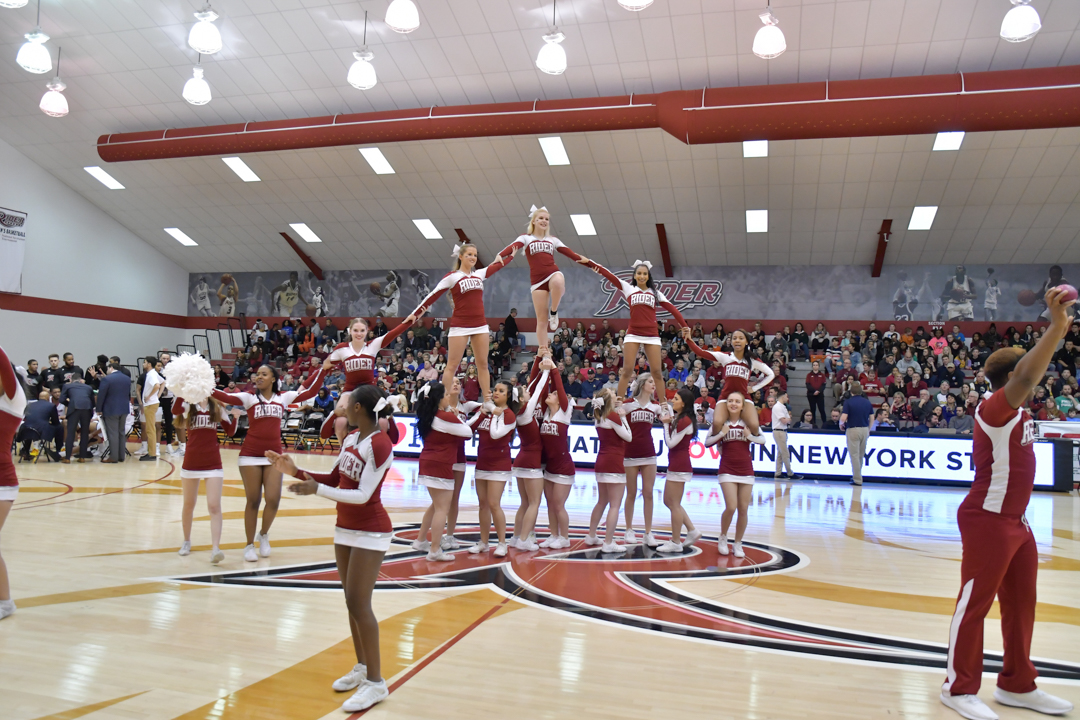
left=505, top=308, right=524, bottom=352
left=18, top=391, right=61, bottom=460
left=96, top=363, right=132, bottom=463
left=60, top=377, right=95, bottom=462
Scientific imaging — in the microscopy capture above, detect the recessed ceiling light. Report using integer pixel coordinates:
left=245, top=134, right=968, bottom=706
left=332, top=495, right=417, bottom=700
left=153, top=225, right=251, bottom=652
left=222, top=157, right=261, bottom=182
left=164, top=227, right=198, bottom=246
left=570, top=214, right=596, bottom=235
left=746, top=209, right=768, bottom=233
left=84, top=166, right=125, bottom=189
left=932, top=132, right=965, bottom=151
left=908, top=206, right=938, bottom=231
left=359, top=147, right=395, bottom=174
left=289, top=223, right=323, bottom=243
left=413, top=219, right=441, bottom=239
left=743, top=140, right=768, bottom=158
left=539, top=136, right=570, bottom=166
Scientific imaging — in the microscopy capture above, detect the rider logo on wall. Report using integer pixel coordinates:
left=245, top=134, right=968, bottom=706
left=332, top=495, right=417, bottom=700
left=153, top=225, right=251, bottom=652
left=596, top=273, right=723, bottom=317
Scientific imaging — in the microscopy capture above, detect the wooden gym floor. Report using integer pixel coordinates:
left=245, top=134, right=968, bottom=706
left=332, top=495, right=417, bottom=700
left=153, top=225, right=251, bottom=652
left=2, top=448, right=1079, bottom=720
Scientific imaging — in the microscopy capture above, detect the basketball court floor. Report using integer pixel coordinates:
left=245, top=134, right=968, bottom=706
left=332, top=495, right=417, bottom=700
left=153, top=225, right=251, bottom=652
left=2, top=451, right=1079, bottom=720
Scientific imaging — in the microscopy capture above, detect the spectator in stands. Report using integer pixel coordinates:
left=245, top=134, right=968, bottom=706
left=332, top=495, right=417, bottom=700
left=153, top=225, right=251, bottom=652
left=885, top=368, right=906, bottom=398
left=935, top=381, right=952, bottom=406
left=824, top=338, right=843, bottom=374
left=926, top=405, right=946, bottom=429
left=668, top=359, right=688, bottom=384
left=810, top=323, right=830, bottom=352
left=603, top=372, right=619, bottom=393
left=790, top=323, right=810, bottom=360
left=896, top=349, right=920, bottom=376
left=911, top=388, right=938, bottom=425
left=805, top=361, right=827, bottom=426
left=1038, top=397, right=1064, bottom=421
left=833, top=357, right=858, bottom=402
left=904, top=367, right=927, bottom=399
left=1055, top=385, right=1077, bottom=414
left=871, top=407, right=895, bottom=431
left=794, top=409, right=815, bottom=429
left=580, top=368, right=602, bottom=398
left=60, top=376, right=94, bottom=463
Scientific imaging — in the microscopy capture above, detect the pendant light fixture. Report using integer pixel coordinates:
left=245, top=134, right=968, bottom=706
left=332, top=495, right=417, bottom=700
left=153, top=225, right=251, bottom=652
left=188, top=3, right=222, bottom=55
left=1000, top=0, right=1041, bottom=43
left=183, top=55, right=211, bottom=105
left=39, top=46, right=68, bottom=117
left=0, top=0, right=30, bottom=8
left=16, top=0, right=51, bottom=74
left=536, top=0, right=567, bottom=76
left=347, top=11, right=377, bottom=90
left=385, top=0, right=420, bottom=34
left=617, top=0, right=652, bottom=10
left=752, top=1, right=786, bottom=60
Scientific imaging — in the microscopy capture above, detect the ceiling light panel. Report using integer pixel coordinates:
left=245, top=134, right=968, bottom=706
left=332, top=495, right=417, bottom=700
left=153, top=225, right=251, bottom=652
left=932, top=132, right=965, bottom=151
left=413, top=219, right=441, bottom=239
left=84, top=166, right=124, bottom=189
left=359, top=148, right=395, bottom=174
left=164, top=227, right=198, bottom=246
left=539, top=137, right=570, bottom=166
left=746, top=210, right=768, bottom=233
left=908, top=206, right=938, bottom=231
left=289, top=223, right=323, bottom=243
left=222, top=157, right=261, bottom=181
left=570, top=214, right=596, bottom=235
left=743, top=140, right=768, bottom=158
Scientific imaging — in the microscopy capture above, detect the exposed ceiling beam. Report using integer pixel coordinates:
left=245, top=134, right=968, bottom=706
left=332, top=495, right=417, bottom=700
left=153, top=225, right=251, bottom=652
left=280, top=232, right=324, bottom=280
left=872, top=219, right=893, bottom=278
left=656, top=223, right=673, bottom=278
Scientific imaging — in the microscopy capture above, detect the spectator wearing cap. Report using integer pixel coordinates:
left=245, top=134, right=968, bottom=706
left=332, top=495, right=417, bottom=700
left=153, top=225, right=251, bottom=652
left=840, top=381, right=874, bottom=486
left=580, top=367, right=602, bottom=398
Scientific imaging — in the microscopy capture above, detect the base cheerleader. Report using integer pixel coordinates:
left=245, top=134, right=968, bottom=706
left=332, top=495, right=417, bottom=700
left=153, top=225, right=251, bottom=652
left=621, top=372, right=669, bottom=547
left=656, top=387, right=702, bottom=553
left=0, top=346, right=27, bottom=620
left=267, top=385, right=396, bottom=714
left=584, top=388, right=632, bottom=554
left=212, top=365, right=325, bottom=562
left=172, top=395, right=236, bottom=563
left=508, top=357, right=551, bottom=551
left=538, top=357, right=573, bottom=549
left=705, top=392, right=765, bottom=558
left=685, top=328, right=774, bottom=435
left=466, top=381, right=518, bottom=556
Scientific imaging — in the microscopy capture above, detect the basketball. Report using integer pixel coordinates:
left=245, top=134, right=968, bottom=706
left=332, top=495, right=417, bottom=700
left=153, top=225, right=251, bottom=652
left=1056, top=284, right=1079, bottom=303
left=305, top=304, right=316, bottom=317
left=1018, top=289, right=1038, bottom=306
left=370, top=282, right=381, bottom=294
left=220, top=273, right=232, bottom=285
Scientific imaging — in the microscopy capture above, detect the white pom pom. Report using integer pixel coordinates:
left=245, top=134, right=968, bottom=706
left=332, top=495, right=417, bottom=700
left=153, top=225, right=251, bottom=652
left=163, top=353, right=215, bottom=404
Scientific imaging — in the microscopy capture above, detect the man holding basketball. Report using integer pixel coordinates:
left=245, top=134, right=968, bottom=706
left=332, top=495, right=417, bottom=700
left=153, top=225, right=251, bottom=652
left=941, top=265, right=977, bottom=321
left=940, top=285, right=1075, bottom=720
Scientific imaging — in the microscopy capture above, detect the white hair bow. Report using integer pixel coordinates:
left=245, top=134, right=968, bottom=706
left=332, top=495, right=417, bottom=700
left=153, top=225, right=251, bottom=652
left=591, top=397, right=604, bottom=410
left=529, top=204, right=548, bottom=218
left=373, top=397, right=390, bottom=414
left=418, top=383, right=433, bottom=398
left=451, top=244, right=462, bottom=258
left=631, top=259, right=653, bottom=270
left=512, top=386, right=520, bottom=403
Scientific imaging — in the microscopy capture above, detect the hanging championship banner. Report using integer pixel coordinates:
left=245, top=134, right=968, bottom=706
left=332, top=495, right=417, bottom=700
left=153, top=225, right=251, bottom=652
left=0, top=205, right=27, bottom=295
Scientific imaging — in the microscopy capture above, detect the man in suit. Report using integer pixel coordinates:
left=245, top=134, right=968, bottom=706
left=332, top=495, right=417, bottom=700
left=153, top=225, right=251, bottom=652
left=60, top=376, right=95, bottom=463
left=19, top=390, right=61, bottom=461
left=96, top=362, right=132, bottom=463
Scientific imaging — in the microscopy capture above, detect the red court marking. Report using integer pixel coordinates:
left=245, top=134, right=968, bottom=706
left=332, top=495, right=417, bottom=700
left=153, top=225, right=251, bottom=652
left=11, top=477, right=74, bottom=506
left=12, top=459, right=176, bottom=511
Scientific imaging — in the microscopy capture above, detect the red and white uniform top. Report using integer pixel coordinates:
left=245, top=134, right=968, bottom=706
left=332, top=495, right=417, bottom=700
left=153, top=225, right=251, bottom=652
left=594, top=411, right=632, bottom=475
left=513, top=367, right=550, bottom=471
left=0, top=345, right=26, bottom=489
left=539, top=370, right=575, bottom=477
left=327, top=320, right=413, bottom=391
left=211, top=368, right=324, bottom=457
left=966, top=389, right=1037, bottom=516
left=171, top=399, right=237, bottom=473
left=623, top=398, right=663, bottom=460
left=705, top=419, right=764, bottom=477
left=418, top=409, right=473, bottom=481
left=468, top=407, right=517, bottom=472
left=501, top=234, right=583, bottom=289
left=303, top=429, right=394, bottom=534
left=412, top=255, right=513, bottom=330
left=586, top=263, right=687, bottom=338
left=687, top=338, right=774, bottom=399
left=664, top=414, right=696, bottom=474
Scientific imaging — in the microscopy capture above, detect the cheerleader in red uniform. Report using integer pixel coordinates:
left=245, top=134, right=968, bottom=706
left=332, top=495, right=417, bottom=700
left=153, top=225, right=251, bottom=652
left=0, top=346, right=27, bottom=620
left=408, top=243, right=513, bottom=403
left=704, top=392, right=766, bottom=558
left=465, top=381, right=518, bottom=556
left=684, top=327, right=774, bottom=435
left=212, top=364, right=325, bottom=562
left=508, top=354, right=551, bottom=552
left=413, top=381, right=474, bottom=562
left=538, top=358, right=574, bottom=549
left=584, top=388, right=632, bottom=554
left=621, top=372, right=669, bottom=547
left=498, top=206, right=592, bottom=349
left=656, top=387, right=703, bottom=553
left=321, top=316, right=413, bottom=442
left=585, top=259, right=689, bottom=400
left=172, top=396, right=237, bottom=564
left=267, top=385, right=396, bottom=714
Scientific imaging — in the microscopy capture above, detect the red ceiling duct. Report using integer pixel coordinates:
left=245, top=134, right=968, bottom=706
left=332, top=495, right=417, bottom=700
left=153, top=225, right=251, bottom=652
left=97, top=65, right=1080, bottom=163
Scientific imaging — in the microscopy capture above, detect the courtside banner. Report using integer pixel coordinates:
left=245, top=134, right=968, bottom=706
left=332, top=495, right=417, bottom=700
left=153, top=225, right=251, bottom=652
left=0, top=205, right=27, bottom=294
left=388, top=418, right=1057, bottom=487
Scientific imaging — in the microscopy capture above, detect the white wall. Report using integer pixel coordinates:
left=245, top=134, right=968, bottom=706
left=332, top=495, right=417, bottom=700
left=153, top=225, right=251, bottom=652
left=0, top=135, right=191, bottom=362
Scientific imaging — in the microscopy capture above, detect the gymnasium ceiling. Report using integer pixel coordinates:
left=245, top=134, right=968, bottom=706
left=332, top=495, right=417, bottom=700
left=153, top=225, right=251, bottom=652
left=3, top=0, right=1080, bottom=272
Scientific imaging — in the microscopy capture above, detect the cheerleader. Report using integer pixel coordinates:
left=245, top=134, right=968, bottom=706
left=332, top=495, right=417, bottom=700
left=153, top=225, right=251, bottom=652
left=621, top=372, right=668, bottom=547
left=413, top=382, right=474, bottom=561
left=684, top=327, right=774, bottom=436
left=212, top=364, right=325, bottom=562
left=465, top=381, right=518, bottom=556
left=584, top=388, right=632, bottom=554
left=172, top=395, right=236, bottom=564
left=704, top=392, right=766, bottom=558
left=408, top=243, right=513, bottom=404
left=498, top=206, right=592, bottom=349
left=538, top=357, right=573, bottom=549
left=656, top=387, right=703, bottom=553
left=322, top=317, right=414, bottom=442
left=508, top=355, right=551, bottom=552
left=0, top=346, right=27, bottom=620
left=585, top=259, right=689, bottom=401
left=266, top=385, right=395, bottom=713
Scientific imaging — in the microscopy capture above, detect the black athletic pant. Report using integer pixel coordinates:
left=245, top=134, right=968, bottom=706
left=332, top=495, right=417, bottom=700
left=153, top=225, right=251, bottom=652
left=161, top=401, right=175, bottom=444
left=807, top=393, right=826, bottom=427
left=65, top=408, right=92, bottom=459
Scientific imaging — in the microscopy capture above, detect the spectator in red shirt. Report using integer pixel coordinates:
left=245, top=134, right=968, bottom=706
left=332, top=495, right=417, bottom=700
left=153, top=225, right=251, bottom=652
left=585, top=324, right=600, bottom=344
left=859, top=367, right=882, bottom=399
left=694, top=385, right=715, bottom=411
left=833, top=357, right=858, bottom=402
left=904, top=367, right=927, bottom=399
left=770, top=362, right=788, bottom=393
left=1037, top=397, right=1064, bottom=420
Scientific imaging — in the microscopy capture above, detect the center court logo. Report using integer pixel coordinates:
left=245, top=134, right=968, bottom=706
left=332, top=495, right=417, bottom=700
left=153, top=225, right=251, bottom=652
left=596, top=272, right=722, bottom=317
